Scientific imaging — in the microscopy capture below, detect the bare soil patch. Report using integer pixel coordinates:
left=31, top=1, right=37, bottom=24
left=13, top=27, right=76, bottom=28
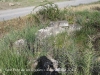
left=0, top=2, right=22, bottom=10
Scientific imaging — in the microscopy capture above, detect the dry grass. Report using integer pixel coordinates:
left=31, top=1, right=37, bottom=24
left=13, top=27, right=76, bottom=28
left=66, top=2, right=100, bottom=11
left=0, top=16, right=30, bottom=38
left=0, top=2, right=100, bottom=38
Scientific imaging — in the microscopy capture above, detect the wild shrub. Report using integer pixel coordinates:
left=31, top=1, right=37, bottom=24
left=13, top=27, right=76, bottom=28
left=33, top=1, right=66, bottom=24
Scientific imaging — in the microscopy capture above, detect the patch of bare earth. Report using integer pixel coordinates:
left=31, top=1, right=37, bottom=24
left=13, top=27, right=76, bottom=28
left=0, top=2, right=22, bottom=10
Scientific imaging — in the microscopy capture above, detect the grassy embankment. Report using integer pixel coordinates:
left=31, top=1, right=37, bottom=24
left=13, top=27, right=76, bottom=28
left=0, top=1, right=100, bottom=75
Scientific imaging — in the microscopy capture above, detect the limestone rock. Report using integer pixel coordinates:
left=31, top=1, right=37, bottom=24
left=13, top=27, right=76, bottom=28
left=36, top=26, right=65, bottom=40
left=36, top=20, right=82, bottom=42
left=13, top=39, right=27, bottom=48
left=9, top=3, right=15, bottom=6
left=67, top=24, right=82, bottom=35
left=36, top=21, right=69, bottom=40
left=48, top=55, right=59, bottom=69
left=13, top=39, right=27, bottom=55
left=49, top=20, right=69, bottom=28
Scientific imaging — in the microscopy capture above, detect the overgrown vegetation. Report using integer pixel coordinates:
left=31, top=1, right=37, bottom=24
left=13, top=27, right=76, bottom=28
left=32, top=1, right=66, bottom=24
left=0, top=1, right=100, bottom=75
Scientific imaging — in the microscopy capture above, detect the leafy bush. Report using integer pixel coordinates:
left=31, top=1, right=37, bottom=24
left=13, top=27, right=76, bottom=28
left=33, top=1, right=66, bottom=24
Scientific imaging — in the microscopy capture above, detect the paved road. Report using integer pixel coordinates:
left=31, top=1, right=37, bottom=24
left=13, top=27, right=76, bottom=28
left=0, top=0, right=99, bottom=21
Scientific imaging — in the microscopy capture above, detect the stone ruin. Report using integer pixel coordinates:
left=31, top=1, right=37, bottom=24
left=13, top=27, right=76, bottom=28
left=36, top=20, right=82, bottom=40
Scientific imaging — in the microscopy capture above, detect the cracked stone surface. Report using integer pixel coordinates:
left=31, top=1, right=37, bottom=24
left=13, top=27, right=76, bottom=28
left=36, top=21, right=82, bottom=40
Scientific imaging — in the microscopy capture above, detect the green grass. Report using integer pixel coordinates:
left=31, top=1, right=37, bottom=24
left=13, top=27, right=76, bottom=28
left=0, top=2, right=100, bottom=75
left=0, top=25, right=44, bottom=75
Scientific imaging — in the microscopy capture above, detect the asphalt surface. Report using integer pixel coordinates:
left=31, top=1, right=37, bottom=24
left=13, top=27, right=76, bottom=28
left=0, top=0, right=99, bottom=21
